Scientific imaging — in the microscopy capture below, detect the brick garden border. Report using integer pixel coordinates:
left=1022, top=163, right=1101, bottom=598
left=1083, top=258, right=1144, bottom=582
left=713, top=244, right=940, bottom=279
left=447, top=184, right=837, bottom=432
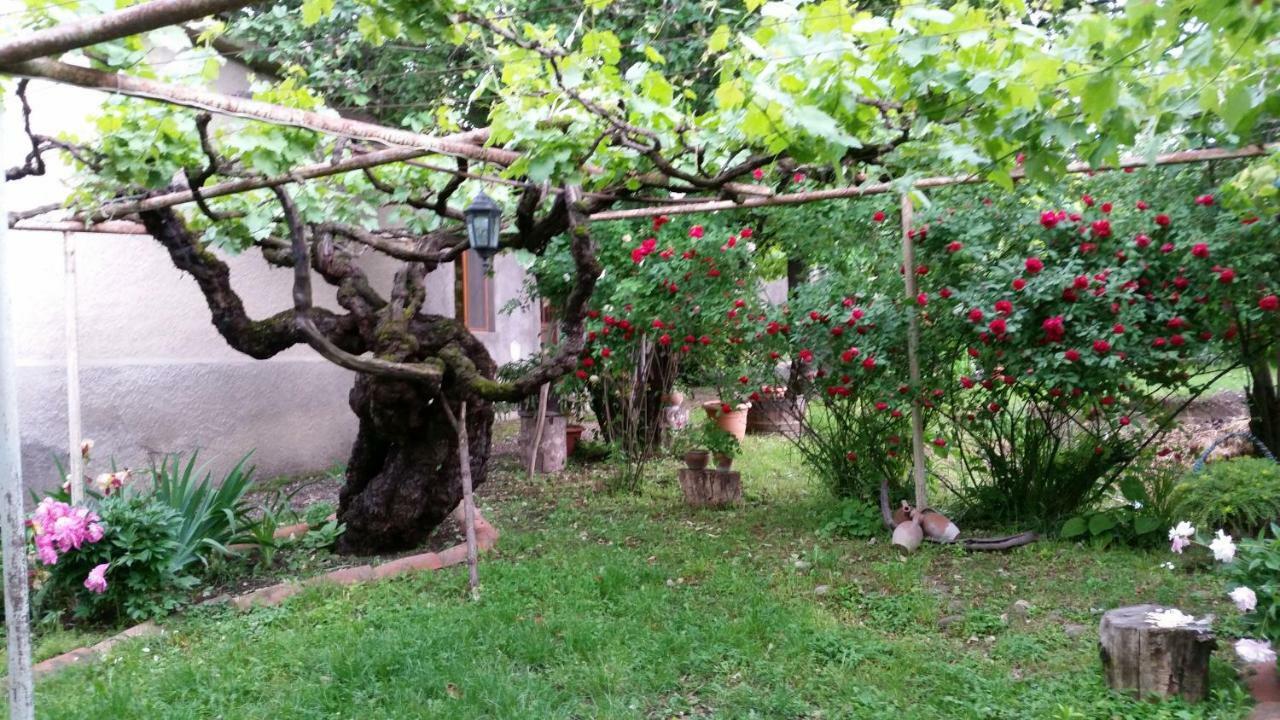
left=31, top=507, right=498, bottom=678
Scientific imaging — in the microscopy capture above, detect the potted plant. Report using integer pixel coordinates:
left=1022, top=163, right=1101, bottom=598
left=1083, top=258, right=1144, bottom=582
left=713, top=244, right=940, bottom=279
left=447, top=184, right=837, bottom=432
left=671, top=426, right=709, bottom=470
left=556, top=372, right=593, bottom=457
left=702, top=421, right=740, bottom=471
left=702, top=400, right=751, bottom=441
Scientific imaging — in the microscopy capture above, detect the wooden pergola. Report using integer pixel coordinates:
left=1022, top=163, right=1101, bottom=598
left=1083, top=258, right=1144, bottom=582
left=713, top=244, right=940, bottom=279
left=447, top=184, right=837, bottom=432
left=0, top=3, right=1274, bottom=717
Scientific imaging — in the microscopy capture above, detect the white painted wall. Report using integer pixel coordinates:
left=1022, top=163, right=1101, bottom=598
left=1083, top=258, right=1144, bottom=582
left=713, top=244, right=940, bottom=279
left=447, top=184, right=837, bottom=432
left=2, top=58, right=540, bottom=488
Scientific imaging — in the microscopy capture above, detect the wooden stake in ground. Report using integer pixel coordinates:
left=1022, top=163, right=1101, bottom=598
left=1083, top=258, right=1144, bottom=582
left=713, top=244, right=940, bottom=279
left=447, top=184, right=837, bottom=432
left=439, top=396, right=480, bottom=598
left=0, top=116, right=37, bottom=720
left=528, top=383, right=550, bottom=479
left=63, top=232, right=85, bottom=504
left=899, top=193, right=929, bottom=511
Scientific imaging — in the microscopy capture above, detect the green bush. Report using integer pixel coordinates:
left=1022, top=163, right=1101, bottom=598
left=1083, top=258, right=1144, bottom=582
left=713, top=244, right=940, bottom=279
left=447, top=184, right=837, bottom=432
left=150, top=451, right=256, bottom=571
left=1172, top=457, right=1280, bottom=537
left=819, top=498, right=884, bottom=539
left=37, top=492, right=197, bottom=624
left=1223, top=525, right=1280, bottom=644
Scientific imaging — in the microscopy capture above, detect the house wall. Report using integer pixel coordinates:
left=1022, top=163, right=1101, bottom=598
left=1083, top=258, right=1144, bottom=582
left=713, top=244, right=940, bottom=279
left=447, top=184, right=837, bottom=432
left=2, top=67, right=540, bottom=488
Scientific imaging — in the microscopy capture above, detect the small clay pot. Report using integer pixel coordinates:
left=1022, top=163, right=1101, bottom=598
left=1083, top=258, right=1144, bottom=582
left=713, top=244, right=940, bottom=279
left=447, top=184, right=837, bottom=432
left=892, top=518, right=923, bottom=554
left=919, top=509, right=960, bottom=543
left=684, top=449, right=710, bottom=471
left=713, top=452, right=735, bottom=471
left=703, top=400, right=751, bottom=441
left=565, top=424, right=585, bottom=456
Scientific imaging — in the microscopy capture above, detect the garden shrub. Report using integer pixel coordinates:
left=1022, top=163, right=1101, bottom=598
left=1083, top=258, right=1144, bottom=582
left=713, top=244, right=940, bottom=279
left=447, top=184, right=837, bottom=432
left=1172, top=457, right=1280, bottom=538
left=819, top=497, right=885, bottom=539
left=35, top=492, right=197, bottom=623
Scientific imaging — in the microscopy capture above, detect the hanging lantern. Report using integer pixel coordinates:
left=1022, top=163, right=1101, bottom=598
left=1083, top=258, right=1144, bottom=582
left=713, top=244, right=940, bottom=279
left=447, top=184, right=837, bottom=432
left=463, top=191, right=502, bottom=272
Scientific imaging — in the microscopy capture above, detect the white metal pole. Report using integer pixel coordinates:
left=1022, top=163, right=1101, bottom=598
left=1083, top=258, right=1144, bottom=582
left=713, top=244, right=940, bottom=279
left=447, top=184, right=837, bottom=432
left=900, top=193, right=929, bottom=511
left=0, top=96, right=38, bottom=720
left=63, top=232, right=84, bottom=504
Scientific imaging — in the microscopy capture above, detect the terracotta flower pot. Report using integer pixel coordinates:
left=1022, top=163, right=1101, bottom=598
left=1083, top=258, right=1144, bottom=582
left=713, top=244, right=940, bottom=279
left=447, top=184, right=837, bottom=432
left=892, top=519, right=923, bottom=554
left=663, top=390, right=687, bottom=407
left=713, top=452, right=735, bottom=471
left=565, top=424, right=585, bottom=456
left=919, top=509, right=960, bottom=542
left=684, top=449, right=710, bottom=471
left=702, top=400, right=751, bottom=441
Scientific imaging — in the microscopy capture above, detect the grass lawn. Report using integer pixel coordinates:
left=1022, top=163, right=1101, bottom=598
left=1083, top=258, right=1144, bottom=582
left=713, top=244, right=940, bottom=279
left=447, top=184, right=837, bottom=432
left=21, top=433, right=1252, bottom=719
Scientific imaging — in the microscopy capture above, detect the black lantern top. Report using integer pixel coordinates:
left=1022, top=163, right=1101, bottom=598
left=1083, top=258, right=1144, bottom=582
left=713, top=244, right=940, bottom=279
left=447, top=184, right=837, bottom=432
left=464, top=191, right=502, bottom=272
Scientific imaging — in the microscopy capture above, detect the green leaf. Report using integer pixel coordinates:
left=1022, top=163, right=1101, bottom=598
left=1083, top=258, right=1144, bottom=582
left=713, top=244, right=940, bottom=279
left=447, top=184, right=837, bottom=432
left=300, top=0, right=334, bottom=27
left=707, top=25, right=732, bottom=54
left=1088, top=513, right=1117, bottom=537
left=1119, top=477, right=1148, bottom=504
left=1061, top=517, right=1088, bottom=539
left=1133, top=515, right=1161, bottom=536
left=1221, top=84, right=1255, bottom=133
left=585, top=0, right=614, bottom=12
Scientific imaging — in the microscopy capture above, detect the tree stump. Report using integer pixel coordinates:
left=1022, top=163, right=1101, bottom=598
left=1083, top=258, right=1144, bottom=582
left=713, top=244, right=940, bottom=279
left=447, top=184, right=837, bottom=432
left=677, top=469, right=742, bottom=507
left=1099, top=604, right=1216, bottom=702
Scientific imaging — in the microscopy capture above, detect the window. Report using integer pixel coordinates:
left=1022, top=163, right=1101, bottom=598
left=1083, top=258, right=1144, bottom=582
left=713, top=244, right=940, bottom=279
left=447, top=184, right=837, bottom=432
left=456, top=249, right=496, bottom=332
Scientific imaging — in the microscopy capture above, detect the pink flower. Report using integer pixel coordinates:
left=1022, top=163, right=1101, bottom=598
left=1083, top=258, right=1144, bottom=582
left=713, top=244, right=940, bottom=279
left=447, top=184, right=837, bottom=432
left=84, top=563, right=109, bottom=594
left=752, top=168, right=764, bottom=181
left=688, top=225, right=704, bottom=239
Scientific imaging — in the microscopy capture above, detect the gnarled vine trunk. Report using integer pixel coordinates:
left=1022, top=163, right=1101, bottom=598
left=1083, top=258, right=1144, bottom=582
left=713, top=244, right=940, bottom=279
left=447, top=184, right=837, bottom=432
left=334, top=314, right=499, bottom=555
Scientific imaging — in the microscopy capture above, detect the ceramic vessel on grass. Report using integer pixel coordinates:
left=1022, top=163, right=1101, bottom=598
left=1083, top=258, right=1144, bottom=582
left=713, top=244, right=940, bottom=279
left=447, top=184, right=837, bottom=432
left=702, top=401, right=751, bottom=441
left=683, top=449, right=710, bottom=471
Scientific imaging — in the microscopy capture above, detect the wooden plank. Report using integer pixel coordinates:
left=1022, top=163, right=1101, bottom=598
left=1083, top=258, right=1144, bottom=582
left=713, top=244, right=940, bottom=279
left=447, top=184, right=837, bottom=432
left=0, top=0, right=263, bottom=66
left=900, top=193, right=928, bottom=511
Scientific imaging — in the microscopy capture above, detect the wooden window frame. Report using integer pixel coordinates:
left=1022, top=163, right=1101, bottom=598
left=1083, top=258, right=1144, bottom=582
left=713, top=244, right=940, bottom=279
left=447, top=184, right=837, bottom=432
left=456, top=250, right=496, bottom=333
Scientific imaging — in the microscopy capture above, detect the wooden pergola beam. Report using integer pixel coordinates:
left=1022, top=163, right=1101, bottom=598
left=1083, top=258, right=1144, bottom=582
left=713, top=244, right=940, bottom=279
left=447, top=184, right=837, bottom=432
left=0, top=0, right=266, bottom=66
left=588, top=144, right=1279, bottom=222
left=3, top=59, right=521, bottom=169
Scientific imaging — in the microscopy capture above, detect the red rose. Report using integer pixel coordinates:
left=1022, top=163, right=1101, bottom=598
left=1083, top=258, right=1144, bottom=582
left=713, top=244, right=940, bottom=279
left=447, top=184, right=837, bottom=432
left=1064, top=349, right=1081, bottom=362
left=1073, top=275, right=1089, bottom=290
left=916, top=292, right=929, bottom=306
left=581, top=357, right=594, bottom=367
left=1218, top=268, right=1235, bottom=284
left=1012, top=278, right=1027, bottom=291
left=1160, top=243, right=1174, bottom=254
left=932, top=437, right=947, bottom=448
left=652, top=318, right=665, bottom=329
left=659, top=333, right=672, bottom=346
left=1134, top=234, right=1151, bottom=248
left=995, top=300, right=1013, bottom=315
left=1039, top=211, right=1059, bottom=229
left=1136, top=200, right=1148, bottom=210
left=699, top=335, right=712, bottom=345
left=939, top=288, right=953, bottom=299
left=653, top=215, right=670, bottom=230
left=960, top=376, right=975, bottom=389
left=875, top=401, right=888, bottom=411
left=1191, top=243, right=1209, bottom=259
left=968, top=308, right=985, bottom=323
left=1170, top=334, right=1186, bottom=347
left=946, top=241, right=963, bottom=253
left=1112, top=323, right=1125, bottom=335
left=1101, top=202, right=1113, bottom=214
left=740, top=228, right=753, bottom=238
left=1260, top=295, right=1280, bottom=311
left=1042, top=315, right=1066, bottom=342
left=793, top=172, right=806, bottom=183
left=1194, top=194, right=1214, bottom=206
left=769, top=351, right=780, bottom=359
left=689, top=225, right=704, bottom=238
left=916, top=265, right=929, bottom=276
left=1025, top=257, right=1044, bottom=274
left=1092, top=339, right=1111, bottom=355
left=873, top=210, right=887, bottom=223
left=798, top=349, right=813, bottom=363
left=752, top=168, right=764, bottom=180
left=1155, top=214, right=1171, bottom=227
left=1153, top=337, right=1167, bottom=348
left=1119, top=416, right=1131, bottom=426
left=988, top=318, right=1007, bottom=335
left=845, top=451, right=858, bottom=462
left=738, top=375, right=749, bottom=384
left=575, top=370, right=588, bottom=379
left=862, top=356, right=877, bottom=370
left=1090, top=219, right=1111, bottom=238
left=721, top=403, right=732, bottom=414
left=1082, top=194, right=1095, bottom=207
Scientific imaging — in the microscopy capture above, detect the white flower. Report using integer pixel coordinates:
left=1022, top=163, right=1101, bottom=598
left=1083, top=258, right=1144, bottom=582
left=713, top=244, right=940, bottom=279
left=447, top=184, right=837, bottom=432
left=621, top=233, right=633, bottom=244
left=1145, top=608, right=1199, bottom=628
left=1235, top=638, right=1277, bottom=664
left=1131, top=499, right=1143, bottom=510
left=1229, top=586, right=1258, bottom=613
left=1160, top=561, right=1175, bottom=571
left=1169, top=522, right=1196, bottom=554
left=1210, top=529, right=1236, bottom=563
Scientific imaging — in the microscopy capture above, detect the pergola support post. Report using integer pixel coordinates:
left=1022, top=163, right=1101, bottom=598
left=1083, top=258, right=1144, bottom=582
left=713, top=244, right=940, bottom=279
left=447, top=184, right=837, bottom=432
left=900, top=193, right=928, bottom=511
left=0, top=105, right=37, bottom=720
left=63, top=232, right=84, bottom=503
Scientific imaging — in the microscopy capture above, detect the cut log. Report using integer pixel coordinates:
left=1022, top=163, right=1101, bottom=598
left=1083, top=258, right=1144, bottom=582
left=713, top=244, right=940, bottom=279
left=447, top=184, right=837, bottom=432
left=1099, top=604, right=1216, bottom=702
left=677, top=469, right=742, bottom=508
